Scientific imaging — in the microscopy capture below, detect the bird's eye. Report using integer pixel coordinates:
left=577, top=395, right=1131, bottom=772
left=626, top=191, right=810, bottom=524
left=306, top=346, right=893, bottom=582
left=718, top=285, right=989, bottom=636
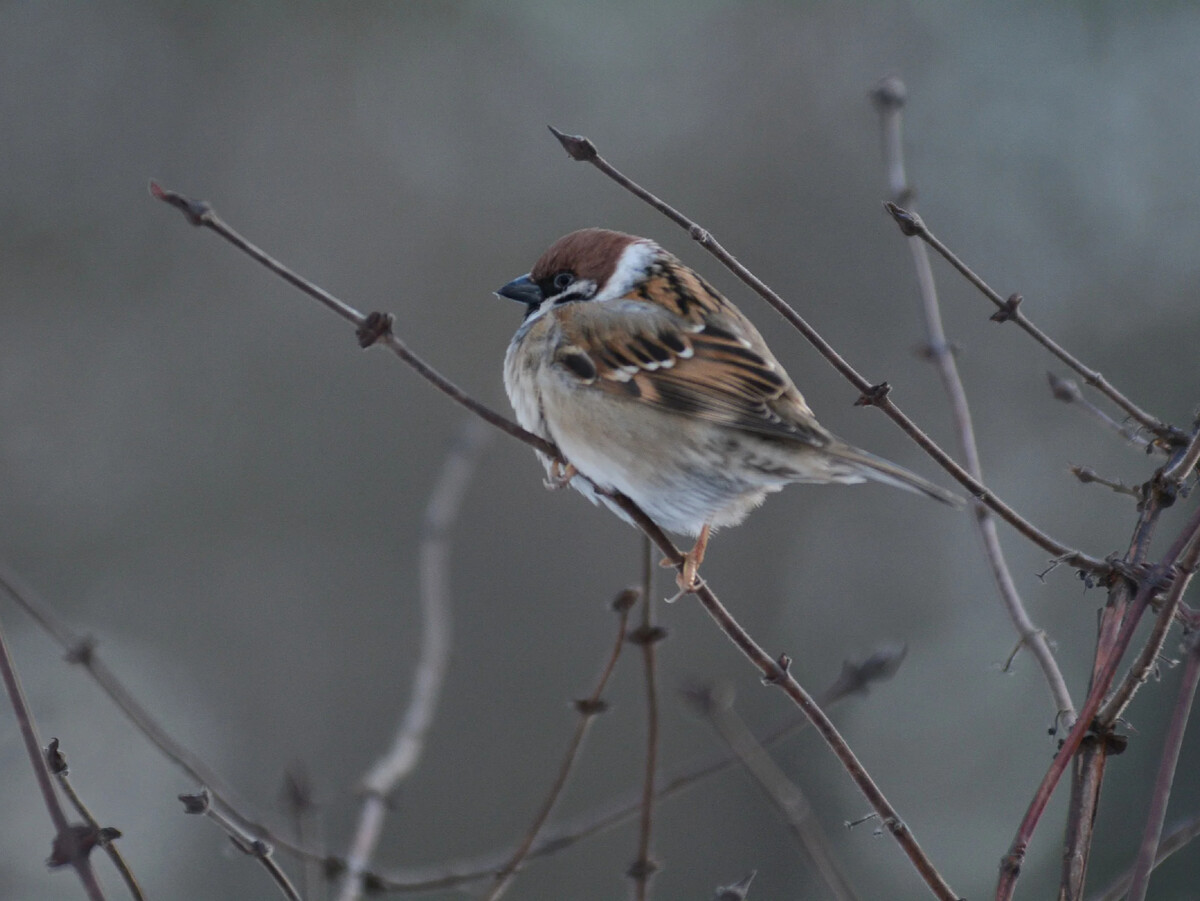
left=552, top=271, right=574, bottom=292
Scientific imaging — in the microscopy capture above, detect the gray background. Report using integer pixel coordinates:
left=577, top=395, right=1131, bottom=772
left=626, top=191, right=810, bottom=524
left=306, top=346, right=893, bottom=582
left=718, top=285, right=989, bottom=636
left=2, top=3, right=1198, bottom=899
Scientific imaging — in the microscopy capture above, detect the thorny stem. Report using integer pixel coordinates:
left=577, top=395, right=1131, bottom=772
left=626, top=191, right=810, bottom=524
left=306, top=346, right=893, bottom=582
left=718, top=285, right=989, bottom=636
left=883, top=202, right=1182, bottom=447
left=155, top=180, right=957, bottom=900
left=546, top=127, right=1110, bottom=577
left=485, top=589, right=634, bottom=900
left=871, top=75, right=1075, bottom=727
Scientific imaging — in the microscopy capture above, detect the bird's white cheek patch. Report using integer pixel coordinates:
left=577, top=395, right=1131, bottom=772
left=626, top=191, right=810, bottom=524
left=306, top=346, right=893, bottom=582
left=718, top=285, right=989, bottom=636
left=594, top=241, right=658, bottom=302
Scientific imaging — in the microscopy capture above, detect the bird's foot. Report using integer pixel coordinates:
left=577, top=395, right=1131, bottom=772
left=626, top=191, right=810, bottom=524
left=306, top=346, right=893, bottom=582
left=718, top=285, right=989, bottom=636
left=543, top=460, right=578, bottom=490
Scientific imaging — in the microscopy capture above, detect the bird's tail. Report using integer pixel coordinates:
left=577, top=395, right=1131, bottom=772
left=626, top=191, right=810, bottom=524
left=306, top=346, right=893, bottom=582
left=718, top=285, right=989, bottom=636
left=828, top=443, right=964, bottom=508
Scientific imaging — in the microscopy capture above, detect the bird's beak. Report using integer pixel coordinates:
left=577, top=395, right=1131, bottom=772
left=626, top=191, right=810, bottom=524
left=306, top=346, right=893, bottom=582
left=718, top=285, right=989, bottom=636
left=495, top=274, right=544, bottom=307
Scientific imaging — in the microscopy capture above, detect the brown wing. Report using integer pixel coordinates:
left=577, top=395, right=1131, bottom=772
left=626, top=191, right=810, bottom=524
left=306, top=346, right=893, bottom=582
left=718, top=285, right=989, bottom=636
left=550, top=270, right=831, bottom=448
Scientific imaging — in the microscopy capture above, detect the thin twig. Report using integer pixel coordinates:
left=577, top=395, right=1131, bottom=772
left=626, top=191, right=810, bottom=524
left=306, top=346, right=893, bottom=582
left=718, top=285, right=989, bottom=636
left=871, top=76, right=1075, bottom=727
left=149, top=182, right=556, bottom=460
left=155, top=182, right=956, bottom=899
left=1161, top=422, right=1200, bottom=488
left=280, top=764, right=322, bottom=901
left=1090, top=809, right=1200, bottom=901
left=546, top=127, right=1110, bottom=577
left=485, top=586, right=636, bottom=900
left=46, top=739, right=143, bottom=900
left=997, top=501, right=1200, bottom=901
left=688, top=683, right=858, bottom=901
left=1070, top=465, right=1142, bottom=500
left=1124, top=627, right=1200, bottom=901
left=179, top=789, right=301, bottom=901
left=629, top=536, right=661, bottom=899
left=337, top=420, right=490, bottom=901
left=881, top=202, right=1181, bottom=446
left=0, top=566, right=301, bottom=853
left=715, top=870, right=757, bottom=900
left=0, top=613, right=107, bottom=900
left=362, top=646, right=906, bottom=893
left=1046, top=373, right=1160, bottom=452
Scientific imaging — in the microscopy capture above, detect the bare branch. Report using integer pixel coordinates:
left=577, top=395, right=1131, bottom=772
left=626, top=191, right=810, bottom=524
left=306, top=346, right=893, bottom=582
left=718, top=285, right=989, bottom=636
left=1091, top=809, right=1200, bottom=901
left=337, top=420, right=490, bottom=901
left=1124, top=629, right=1200, bottom=901
left=997, top=501, right=1200, bottom=901
left=157, top=180, right=956, bottom=899
left=179, top=790, right=301, bottom=901
left=687, top=682, right=859, bottom=901
left=546, top=128, right=1110, bottom=577
left=872, top=75, right=1075, bottom=727
left=485, top=586, right=635, bottom=900
left=883, top=202, right=1182, bottom=446
left=628, top=537, right=662, bottom=900
left=46, top=739, right=143, bottom=900
left=0, top=612, right=107, bottom=900
left=1047, top=373, right=1160, bottom=452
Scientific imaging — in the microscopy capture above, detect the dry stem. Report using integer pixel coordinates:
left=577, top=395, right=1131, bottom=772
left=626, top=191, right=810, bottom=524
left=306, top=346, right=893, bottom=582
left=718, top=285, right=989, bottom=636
left=872, top=75, right=1075, bottom=727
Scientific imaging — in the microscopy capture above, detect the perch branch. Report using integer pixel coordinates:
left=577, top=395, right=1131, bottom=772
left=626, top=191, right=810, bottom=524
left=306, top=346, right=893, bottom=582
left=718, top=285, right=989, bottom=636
left=546, top=127, right=1110, bottom=577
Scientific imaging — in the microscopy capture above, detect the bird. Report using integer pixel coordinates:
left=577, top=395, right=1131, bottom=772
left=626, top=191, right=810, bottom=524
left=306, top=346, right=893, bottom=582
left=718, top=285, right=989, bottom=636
left=497, top=228, right=961, bottom=590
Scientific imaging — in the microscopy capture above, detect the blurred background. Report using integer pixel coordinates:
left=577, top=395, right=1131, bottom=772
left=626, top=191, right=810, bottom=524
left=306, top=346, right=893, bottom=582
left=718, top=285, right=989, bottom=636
left=2, top=3, right=1199, bottom=899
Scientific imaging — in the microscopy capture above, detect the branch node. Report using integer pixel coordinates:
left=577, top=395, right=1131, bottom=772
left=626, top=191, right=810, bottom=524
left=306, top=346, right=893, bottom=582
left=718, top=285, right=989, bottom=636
left=761, top=652, right=792, bottom=685
left=627, top=624, right=668, bottom=647
left=883, top=201, right=924, bottom=237
left=45, top=737, right=68, bottom=775
left=46, top=824, right=103, bottom=869
left=149, top=180, right=213, bottom=227
left=714, top=870, right=757, bottom=900
left=573, top=697, right=609, bottom=717
left=177, top=789, right=210, bottom=815
left=547, top=125, right=598, bottom=161
left=63, top=636, right=96, bottom=666
left=611, top=586, right=642, bottom=612
left=989, top=293, right=1023, bottom=323
left=626, top=856, right=659, bottom=880
left=356, top=311, right=394, bottom=349
left=869, top=75, right=907, bottom=112
left=854, top=382, right=892, bottom=407
left=689, top=224, right=711, bottom=244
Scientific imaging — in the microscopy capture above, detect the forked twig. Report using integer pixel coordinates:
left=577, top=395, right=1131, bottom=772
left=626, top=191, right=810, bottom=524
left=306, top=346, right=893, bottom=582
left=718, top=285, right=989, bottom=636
left=154, top=182, right=959, bottom=900
left=337, top=419, right=490, bottom=901
left=871, top=75, right=1075, bottom=727
left=546, top=126, right=1109, bottom=577
left=46, top=739, right=143, bottom=900
left=0, top=612, right=106, bottom=900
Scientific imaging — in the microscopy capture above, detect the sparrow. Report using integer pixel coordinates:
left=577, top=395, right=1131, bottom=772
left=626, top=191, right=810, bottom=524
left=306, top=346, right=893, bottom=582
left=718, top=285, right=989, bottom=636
left=497, top=228, right=960, bottom=590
